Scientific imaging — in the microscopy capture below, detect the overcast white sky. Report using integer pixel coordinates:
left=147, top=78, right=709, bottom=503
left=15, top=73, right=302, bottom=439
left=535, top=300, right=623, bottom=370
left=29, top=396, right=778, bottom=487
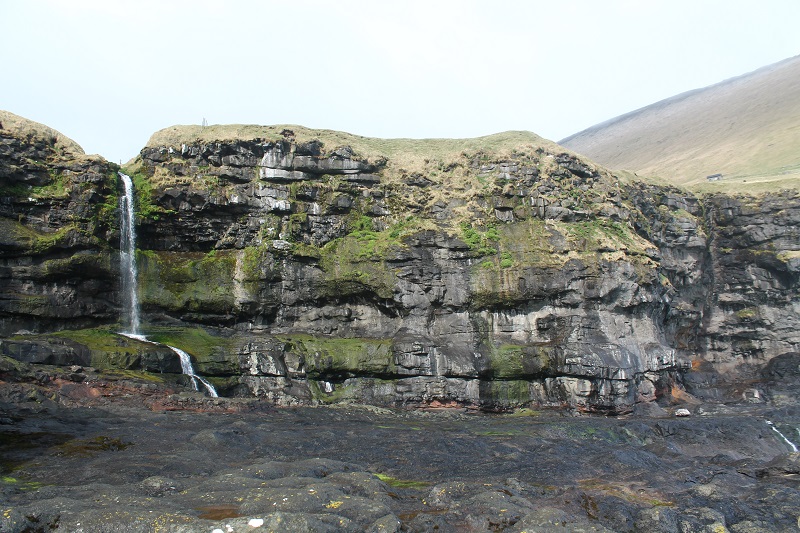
left=2, top=0, right=799, bottom=163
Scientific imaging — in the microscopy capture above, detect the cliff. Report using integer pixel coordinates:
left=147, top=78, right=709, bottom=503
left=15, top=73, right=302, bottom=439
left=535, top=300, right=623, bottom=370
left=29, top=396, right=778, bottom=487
left=0, top=110, right=120, bottom=333
left=1, top=116, right=798, bottom=413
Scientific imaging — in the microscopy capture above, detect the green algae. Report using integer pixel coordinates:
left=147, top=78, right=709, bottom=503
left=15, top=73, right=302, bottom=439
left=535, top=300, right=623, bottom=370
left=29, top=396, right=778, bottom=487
left=50, top=326, right=148, bottom=370
left=480, top=379, right=532, bottom=406
left=146, top=326, right=237, bottom=373
left=486, top=344, right=551, bottom=380
left=54, top=436, right=132, bottom=458
left=374, top=473, right=431, bottom=489
left=0, top=218, right=85, bottom=254
left=137, top=249, right=238, bottom=314
left=281, top=334, right=394, bottom=378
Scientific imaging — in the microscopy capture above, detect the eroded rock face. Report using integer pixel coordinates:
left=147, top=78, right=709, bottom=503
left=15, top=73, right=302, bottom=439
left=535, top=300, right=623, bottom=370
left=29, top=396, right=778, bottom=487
left=0, top=117, right=119, bottom=336
left=2, top=121, right=798, bottom=413
left=701, top=193, right=800, bottom=371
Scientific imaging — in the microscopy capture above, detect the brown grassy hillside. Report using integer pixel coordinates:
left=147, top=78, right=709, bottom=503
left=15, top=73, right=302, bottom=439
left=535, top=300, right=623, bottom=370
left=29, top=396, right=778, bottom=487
left=0, top=110, right=85, bottom=156
left=560, top=55, right=800, bottom=192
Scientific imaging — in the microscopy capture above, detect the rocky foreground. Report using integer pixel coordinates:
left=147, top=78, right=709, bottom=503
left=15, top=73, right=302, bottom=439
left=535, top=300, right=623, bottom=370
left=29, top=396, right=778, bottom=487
left=1, top=356, right=799, bottom=533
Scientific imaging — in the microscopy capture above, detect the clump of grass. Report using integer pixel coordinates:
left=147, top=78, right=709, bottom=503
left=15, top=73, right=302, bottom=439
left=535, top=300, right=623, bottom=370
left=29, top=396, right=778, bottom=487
left=460, top=222, right=499, bottom=256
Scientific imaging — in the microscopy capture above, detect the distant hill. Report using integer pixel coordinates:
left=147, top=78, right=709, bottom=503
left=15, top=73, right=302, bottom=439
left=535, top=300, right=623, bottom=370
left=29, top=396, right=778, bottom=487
left=560, top=55, right=800, bottom=192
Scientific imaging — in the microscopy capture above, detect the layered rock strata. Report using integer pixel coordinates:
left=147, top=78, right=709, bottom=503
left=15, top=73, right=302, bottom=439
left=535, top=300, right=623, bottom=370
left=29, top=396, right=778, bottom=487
left=1, top=118, right=798, bottom=413
left=0, top=111, right=119, bottom=335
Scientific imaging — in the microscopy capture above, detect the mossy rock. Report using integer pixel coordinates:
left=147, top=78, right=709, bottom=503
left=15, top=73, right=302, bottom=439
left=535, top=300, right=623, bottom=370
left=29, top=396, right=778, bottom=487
left=316, top=233, right=402, bottom=301
left=478, top=379, right=533, bottom=408
left=146, top=326, right=238, bottom=376
left=49, top=327, right=179, bottom=372
left=484, top=343, right=552, bottom=379
left=0, top=218, right=89, bottom=255
left=138, top=250, right=240, bottom=314
left=309, top=379, right=359, bottom=404
left=37, top=251, right=113, bottom=280
left=282, top=335, right=395, bottom=378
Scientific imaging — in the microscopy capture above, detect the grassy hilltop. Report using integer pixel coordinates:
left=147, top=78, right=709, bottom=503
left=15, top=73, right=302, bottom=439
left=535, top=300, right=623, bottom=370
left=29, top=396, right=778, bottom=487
left=560, top=55, right=800, bottom=193
left=0, top=110, right=85, bottom=157
left=144, top=124, right=570, bottom=181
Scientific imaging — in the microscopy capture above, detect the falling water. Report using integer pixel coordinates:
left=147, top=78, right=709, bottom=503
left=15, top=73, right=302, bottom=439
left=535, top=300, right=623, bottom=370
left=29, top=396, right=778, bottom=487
left=171, top=345, right=219, bottom=397
left=119, top=173, right=140, bottom=335
left=118, top=172, right=217, bottom=397
left=766, top=420, right=799, bottom=452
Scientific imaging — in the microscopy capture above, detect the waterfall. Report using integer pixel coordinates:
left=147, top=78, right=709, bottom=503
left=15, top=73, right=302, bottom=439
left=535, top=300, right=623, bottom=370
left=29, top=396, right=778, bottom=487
left=170, top=345, right=219, bottom=397
left=766, top=420, right=799, bottom=453
left=119, top=173, right=140, bottom=335
left=118, top=172, right=218, bottom=397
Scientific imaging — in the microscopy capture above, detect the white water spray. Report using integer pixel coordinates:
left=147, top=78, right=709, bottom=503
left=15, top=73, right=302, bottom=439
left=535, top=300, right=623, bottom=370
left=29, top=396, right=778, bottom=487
left=119, top=173, right=140, bottom=335
left=171, top=345, right=219, bottom=397
left=117, top=172, right=218, bottom=397
left=766, top=420, right=799, bottom=453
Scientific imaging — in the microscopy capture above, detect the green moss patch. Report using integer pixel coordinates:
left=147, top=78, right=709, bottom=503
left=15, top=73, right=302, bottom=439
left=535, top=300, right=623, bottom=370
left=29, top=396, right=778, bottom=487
left=126, top=171, right=173, bottom=221
left=0, top=218, right=85, bottom=254
left=138, top=249, right=239, bottom=314
left=479, top=379, right=533, bottom=407
left=317, top=237, right=397, bottom=301
left=51, top=327, right=151, bottom=370
left=38, top=251, right=112, bottom=279
left=557, top=219, right=652, bottom=255
left=281, top=335, right=394, bottom=378
left=147, top=326, right=236, bottom=365
left=486, top=344, right=550, bottom=380
left=460, top=222, right=500, bottom=256
left=374, top=473, right=431, bottom=489
left=0, top=475, right=44, bottom=492
left=735, top=307, right=758, bottom=320
left=309, top=379, right=358, bottom=404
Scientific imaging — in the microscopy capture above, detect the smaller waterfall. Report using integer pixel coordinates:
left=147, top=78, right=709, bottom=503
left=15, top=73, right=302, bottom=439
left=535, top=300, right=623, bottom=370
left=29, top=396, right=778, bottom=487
left=170, top=345, right=219, bottom=397
left=766, top=420, right=799, bottom=453
left=118, top=334, right=218, bottom=398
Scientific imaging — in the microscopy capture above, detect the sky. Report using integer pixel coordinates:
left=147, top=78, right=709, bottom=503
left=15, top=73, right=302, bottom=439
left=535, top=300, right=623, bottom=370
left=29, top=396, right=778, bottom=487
left=2, top=0, right=799, bottom=164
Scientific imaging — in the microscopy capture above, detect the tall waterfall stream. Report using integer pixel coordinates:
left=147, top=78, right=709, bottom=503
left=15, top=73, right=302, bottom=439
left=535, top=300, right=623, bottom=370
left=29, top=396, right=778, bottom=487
left=118, top=172, right=218, bottom=397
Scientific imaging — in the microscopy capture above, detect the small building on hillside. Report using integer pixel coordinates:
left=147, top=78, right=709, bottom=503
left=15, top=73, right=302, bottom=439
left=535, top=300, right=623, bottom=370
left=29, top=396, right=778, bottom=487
left=706, top=173, right=723, bottom=181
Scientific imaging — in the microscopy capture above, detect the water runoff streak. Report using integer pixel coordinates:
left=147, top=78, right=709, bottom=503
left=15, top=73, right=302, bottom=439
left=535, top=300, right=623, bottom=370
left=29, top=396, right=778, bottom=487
left=118, top=173, right=218, bottom=397
left=766, top=420, right=799, bottom=453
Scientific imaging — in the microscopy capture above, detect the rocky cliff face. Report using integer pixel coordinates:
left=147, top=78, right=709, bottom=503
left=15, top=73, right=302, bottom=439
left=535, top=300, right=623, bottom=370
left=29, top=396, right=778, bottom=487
left=1, top=118, right=798, bottom=413
left=0, top=111, right=119, bottom=335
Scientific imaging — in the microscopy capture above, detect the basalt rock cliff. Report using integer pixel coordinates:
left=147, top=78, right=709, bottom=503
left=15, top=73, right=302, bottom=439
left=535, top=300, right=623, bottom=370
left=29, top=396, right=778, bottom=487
left=1, top=113, right=798, bottom=413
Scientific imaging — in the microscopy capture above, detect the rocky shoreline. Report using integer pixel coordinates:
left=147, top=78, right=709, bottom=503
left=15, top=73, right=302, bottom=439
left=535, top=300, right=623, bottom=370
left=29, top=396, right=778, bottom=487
left=1, top=359, right=799, bottom=533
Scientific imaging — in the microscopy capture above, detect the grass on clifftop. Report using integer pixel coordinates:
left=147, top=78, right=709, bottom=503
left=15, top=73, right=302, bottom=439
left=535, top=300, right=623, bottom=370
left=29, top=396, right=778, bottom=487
left=144, top=123, right=568, bottom=178
left=0, top=109, right=85, bottom=156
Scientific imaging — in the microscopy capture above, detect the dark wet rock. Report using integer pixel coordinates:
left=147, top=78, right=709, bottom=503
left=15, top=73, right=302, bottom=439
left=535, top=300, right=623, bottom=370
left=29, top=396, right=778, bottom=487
left=762, top=352, right=800, bottom=379
left=508, top=507, right=615, bottom=532
left=139, top=475, right=183, bottom=497
left=0, top=379, right=798, bottom=532
left=632, top=401, right=668, bottom=418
